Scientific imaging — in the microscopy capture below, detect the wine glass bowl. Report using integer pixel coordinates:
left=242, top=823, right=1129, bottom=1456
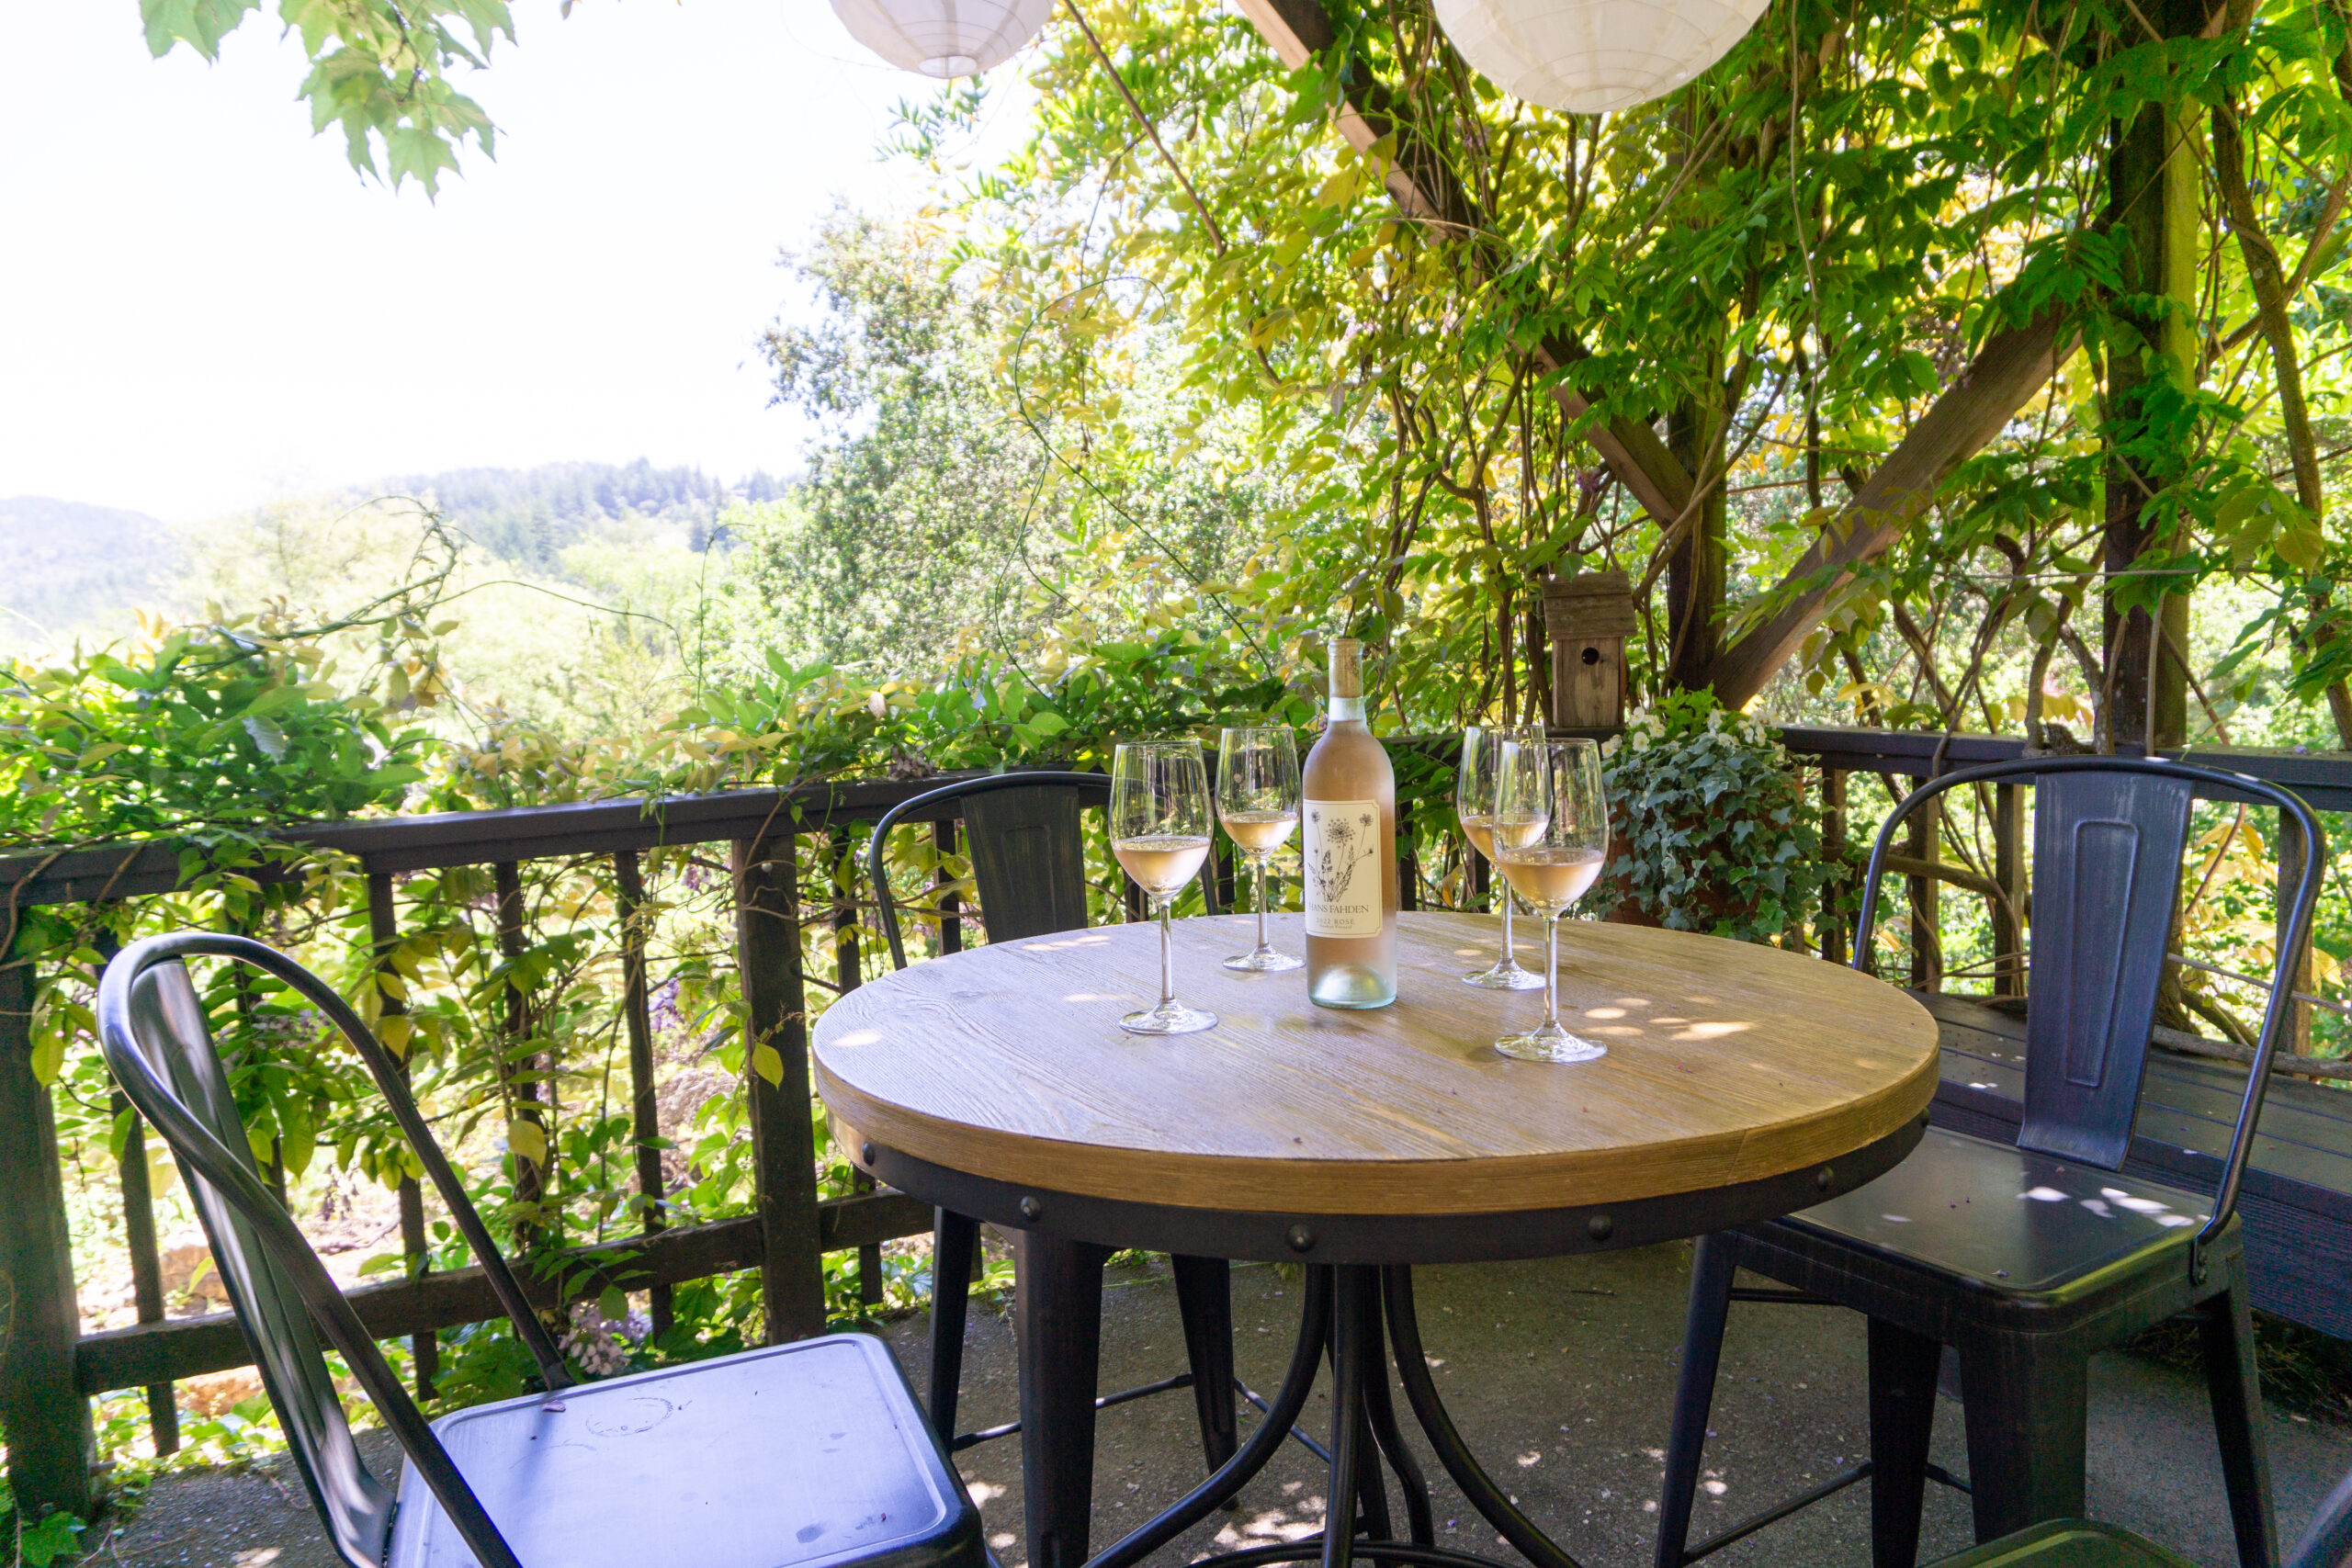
left=1216, top=726, right=1304, bottom=973
left=1456, top=725, right=1545, bottom=990
left=1111, top=739, right=1219, bottom=1035
left=1490, top=737, right=1610, bottom=1063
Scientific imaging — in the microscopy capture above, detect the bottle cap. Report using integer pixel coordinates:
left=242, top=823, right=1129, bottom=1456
left=1328, top=637, right=1363, bottom=701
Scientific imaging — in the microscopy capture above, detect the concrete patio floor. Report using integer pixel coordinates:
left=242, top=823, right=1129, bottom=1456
left=101, top=1241, right=2352, bottom=1568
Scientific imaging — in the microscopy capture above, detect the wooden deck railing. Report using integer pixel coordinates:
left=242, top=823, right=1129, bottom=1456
left=2, top=732, right=2346, bottom=1522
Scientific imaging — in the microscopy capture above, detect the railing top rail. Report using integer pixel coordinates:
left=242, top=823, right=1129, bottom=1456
left=8, top=730, right=2349, bottom=912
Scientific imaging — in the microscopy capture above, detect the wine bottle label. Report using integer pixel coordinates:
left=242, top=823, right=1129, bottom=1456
left=1304, top=798, right=1384, bottom=937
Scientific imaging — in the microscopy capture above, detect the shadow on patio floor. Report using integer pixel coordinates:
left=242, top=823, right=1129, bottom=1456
left=98, top=1243, right=2352, bottom=1568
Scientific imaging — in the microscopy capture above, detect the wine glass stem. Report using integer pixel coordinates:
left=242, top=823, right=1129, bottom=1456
left=1498, top=878, right=1515, bottom=963
left=1544, top=911, right=1562, bottom=1031
left=1159, top=894, right=1177, bottom=1010
left=1253, top=855, right=1271, bottom=952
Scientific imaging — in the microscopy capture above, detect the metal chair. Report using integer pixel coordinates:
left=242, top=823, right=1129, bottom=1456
left=1654, top=756, right=2324, bottom=1568
left=1926, top=1455, right=2352, bottom=1566
left=97, top=931, right=983, bottom=1568
left=865, top=771, right=1240, bottom=1470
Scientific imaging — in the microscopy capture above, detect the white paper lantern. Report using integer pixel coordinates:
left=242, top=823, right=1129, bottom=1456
left=829, top=0, right=1056, bottom=78
left=1431, top=0, right=1770, bottom=113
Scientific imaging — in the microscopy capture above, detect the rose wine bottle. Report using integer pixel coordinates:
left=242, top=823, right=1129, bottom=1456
left=1302, top=637, right=1398, bottom=1009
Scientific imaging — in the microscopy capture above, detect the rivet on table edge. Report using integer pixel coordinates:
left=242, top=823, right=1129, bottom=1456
left=1285, top=1224, right=1315, bottom=1253
left=860, top=1143, right=876, bottom=1166
left=1019, top=1196, right=1044, bottom=1223
left=1586, top=1213, right=1612, bottom=1242
left=1817, top=1166, right=1836, bottom=1192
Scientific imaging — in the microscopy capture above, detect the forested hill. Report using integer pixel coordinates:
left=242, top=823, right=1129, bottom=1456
left=0, top=496, right=182, bottom=650
left=379, top=459, right=790, bottom=573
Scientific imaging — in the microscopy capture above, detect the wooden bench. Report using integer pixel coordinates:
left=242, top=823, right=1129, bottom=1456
left=1924, top=992, right=2352, bottom=1338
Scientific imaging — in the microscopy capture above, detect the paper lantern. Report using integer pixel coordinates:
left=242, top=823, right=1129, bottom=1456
left=829, top=0, right=1055, bottom=78
left=1430, top=0, right=1770, bottom=113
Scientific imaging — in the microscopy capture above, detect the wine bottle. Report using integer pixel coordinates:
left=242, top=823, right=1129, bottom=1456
left=1302, top=637, right=1398, bottom=1009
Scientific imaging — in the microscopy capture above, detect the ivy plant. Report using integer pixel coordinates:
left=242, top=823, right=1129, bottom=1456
left=1599, top=690, right=1826, bottom=946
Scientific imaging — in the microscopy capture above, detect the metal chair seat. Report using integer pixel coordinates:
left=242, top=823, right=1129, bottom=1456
left=1927, top=1519, right=2195, bottom=1567
left=1771, top=1124, right=2210, bottom=1305
left=388, top=1337, right=973, bottom=1568
left=96, top=931, right=983, bottom=1568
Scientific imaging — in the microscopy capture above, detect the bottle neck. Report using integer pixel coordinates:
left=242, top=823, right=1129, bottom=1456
left=1328, top=695, right=1366, bottom=724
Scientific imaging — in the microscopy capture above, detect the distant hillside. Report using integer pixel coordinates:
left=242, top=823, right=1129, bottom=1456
left=378, top=459, right=789, bottom=574
left=0, top=497, right=183, bottom=649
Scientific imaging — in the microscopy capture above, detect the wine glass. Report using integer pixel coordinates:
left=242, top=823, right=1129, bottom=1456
left=1216, top=726, right=1304, bottom=972
left=1456, top=725, right=1544, bottom=990
left=1489, top=737, right=1611, bottom=1063
left=1110, top=739, right=1219, bottom=1035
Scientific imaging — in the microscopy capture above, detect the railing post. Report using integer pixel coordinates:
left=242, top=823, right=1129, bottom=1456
left=1993, top=783, right=2027, bottom=998
left=2278, top=807, right=2315, bottom=1056
left=733, top=834, right=826, bottom=1342
left=1905, top=784, right=1942, bottom=991
left=1397, top=802, right=1419, bottom=913
left=1819, top=768, right=1849, bottom=966
left=368, top=874, right=439, bottom=1397
left=935, top=820, right=963, bottom=956
left=492, top=863, right=545, bottom=1252
left=830, top=829, right=881, bottom=1308
left=0, top=954, right=95, bottom=1520
left=112, top=1089, right=178, bottom=1453
left=612, top=852, right=672, bottom=1339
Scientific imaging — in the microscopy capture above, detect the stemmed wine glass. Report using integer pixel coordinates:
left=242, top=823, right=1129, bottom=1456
left=1456, top=725, right=1544, bottom=989
left=1110, top=739, right=1219, bottom=1035
left=1490, top=737, right=1611, bottom=1063
left=1217, top=727, right=1304, bottom=971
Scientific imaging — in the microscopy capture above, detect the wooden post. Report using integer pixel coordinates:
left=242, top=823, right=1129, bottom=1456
left=1543, top=571, right=1639, bottom=729
left=0, top=955, right=95, bottom=1519
left=1819, top=768, right=1849, bottom=967
left=732, top=836, right=826, bottom=1342
left=611, top=852, right=673, bottom=1339
left=934, top=821, right=963, bottom=956
left=830, top=830, right=881, bottom=1308
left=1905, top=785, right=1942, bottom=992
left=492, top=863, right=544, bottom=1252
left=368, top=874, right=438, bottom=1397
left=113, top=1089, right=179, bottom=1453
left=2278, top=808, right=2315, bottom=1057
left=1397, top=802, right=1419, bottom=914
left=1993, top=784, right=2028, bottom=998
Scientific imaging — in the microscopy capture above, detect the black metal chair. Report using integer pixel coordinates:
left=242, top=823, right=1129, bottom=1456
left=865, top=770, right=1240, bottom=1471
left=1926, top=1456, right=2352, bottom=1566
left=97, top=931, right=983, bottom=1568
left=1653, top=756, right=2324, bottom=1568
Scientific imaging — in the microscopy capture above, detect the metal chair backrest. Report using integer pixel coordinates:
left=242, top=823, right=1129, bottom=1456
left=1852, top=757, right=2322, bottom=1259
left=870, top=770, right=1221, bottom=969
left=96, top=932, right=569, bottom=1568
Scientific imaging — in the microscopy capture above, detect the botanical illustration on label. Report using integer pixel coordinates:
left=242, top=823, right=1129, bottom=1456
left=1305, top=798, right=1382, bottom=937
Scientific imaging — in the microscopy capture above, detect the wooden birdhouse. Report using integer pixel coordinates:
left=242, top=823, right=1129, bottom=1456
left=1543, top=570, right=1638, bottom=730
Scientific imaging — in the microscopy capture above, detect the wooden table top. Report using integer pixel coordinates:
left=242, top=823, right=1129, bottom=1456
left=813, top=911, right=1939, bottom=1216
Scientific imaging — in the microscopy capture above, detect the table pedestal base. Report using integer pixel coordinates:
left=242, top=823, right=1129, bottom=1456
left=1052, top=1261, right=1592, bottom=1568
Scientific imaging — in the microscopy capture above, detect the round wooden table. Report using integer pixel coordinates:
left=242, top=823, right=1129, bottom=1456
left=815, top=911, right=1939, bottom=1568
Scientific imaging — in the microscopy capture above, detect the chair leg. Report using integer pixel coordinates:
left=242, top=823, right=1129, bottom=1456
left=1171, top=1255, right=1239, bottom=1472
left=1654, top=1233, right=1738, bottom=1568
left=1016, top=1231, right=1111, bottom=1568
left=1866, top=1316, right=1942, bottom=1568
left=928, top=1208, right=978, bottom=1447
left=1956, top=1337, right=2086, bottom=1542
left=2199, top=1254, right=2280, bottom=1568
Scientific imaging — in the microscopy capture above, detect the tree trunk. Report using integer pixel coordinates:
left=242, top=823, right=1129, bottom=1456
left=1665, top=394, right=1727, bottom=692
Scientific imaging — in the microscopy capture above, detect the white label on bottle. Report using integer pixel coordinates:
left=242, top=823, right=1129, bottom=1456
left=1304, top=799, right=1384, bottom=937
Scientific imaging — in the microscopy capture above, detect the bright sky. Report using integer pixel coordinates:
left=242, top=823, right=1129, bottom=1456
left=0, top=2, right=1035, bottom=523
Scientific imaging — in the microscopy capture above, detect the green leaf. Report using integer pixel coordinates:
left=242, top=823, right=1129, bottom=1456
left=18, top=1510, right=85, bottom=1568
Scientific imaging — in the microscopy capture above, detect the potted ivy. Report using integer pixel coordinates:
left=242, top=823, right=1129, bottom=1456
left=1597, top=690, right=1826, bottom=946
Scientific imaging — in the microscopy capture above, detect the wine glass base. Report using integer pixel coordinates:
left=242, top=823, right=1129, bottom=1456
left=1225, top=948, right=1305, bottom=972
left=1494, top=1027, right=1608, bottom=1064
left=1120, top=1002, right=1219, bottom=1035
left=1461, top=960, right=1544, bottom=990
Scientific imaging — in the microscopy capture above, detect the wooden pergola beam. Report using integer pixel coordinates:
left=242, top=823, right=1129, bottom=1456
left=1235, top=0, right=1695, bottom=525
